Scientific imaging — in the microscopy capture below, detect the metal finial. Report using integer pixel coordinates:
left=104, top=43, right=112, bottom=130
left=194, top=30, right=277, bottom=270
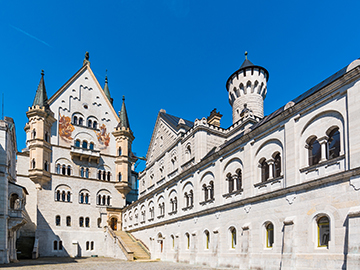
left=41, top=70, right=44, bottom=76
left=245, top=51, right=248, bottom=60
left=105, top=69, right=108, bottom=83
left=85, top=51, right=89, bottom=60
left=122, top=95, right=125, bottom=101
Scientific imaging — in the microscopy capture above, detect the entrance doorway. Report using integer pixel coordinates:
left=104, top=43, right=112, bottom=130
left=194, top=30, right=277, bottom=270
left=110, top=217, right=118, bottom=230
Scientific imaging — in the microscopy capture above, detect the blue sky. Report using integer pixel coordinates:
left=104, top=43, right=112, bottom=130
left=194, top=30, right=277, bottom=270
left=1, top=0, right=360, bottom=171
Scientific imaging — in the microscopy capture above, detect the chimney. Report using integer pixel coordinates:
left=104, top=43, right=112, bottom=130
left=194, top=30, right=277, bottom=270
left=207, top=109, right=222, bottom=127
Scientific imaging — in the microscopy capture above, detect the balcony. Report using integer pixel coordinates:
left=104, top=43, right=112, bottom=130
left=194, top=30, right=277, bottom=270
left=70, top=146, right=100, bottom=163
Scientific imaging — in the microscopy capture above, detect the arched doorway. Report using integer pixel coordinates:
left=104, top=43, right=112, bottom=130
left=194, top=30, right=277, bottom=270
left=158, top=233, right=163, bottom=253
left=110, top=217, right=118, bottom=231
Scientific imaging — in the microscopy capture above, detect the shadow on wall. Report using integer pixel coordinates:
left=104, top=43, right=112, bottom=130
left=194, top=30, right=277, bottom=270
left=35, top=209, right=70, bottom=258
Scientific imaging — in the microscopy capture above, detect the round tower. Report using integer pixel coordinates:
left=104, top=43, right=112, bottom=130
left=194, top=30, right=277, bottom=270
left=226, top=52, right=269, bottom=124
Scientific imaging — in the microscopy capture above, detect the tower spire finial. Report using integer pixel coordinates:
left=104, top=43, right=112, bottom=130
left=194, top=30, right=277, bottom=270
left=83, top=51, right=90, bottom=66
left=245, top=51, right=248, bottom=60
left=105, top=69, right=108, bottom=82
left=122, top=95, right=125, bottom=101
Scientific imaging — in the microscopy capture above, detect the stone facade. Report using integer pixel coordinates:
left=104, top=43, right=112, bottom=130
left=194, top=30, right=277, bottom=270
left=0, top=117, right=27, bottom=263
left=16, top=55, right=137, bottom=260
left=122, top=57, right=360, bottom=269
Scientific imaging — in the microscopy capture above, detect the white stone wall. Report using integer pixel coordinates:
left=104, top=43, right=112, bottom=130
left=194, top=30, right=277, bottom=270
left=124, top=60, right=360, bottom=269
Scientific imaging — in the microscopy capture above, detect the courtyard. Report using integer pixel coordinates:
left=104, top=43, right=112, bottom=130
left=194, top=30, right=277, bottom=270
left=0, top=257, right=229, bottom=270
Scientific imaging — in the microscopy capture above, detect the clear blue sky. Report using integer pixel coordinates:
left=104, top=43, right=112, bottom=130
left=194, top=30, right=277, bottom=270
left=1, top=0, right=359, bottom=171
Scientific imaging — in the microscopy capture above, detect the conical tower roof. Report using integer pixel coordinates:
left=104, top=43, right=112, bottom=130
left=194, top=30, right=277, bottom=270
left=117, top=96, right=131, bottom=129
left=103, top=75, right=113, bottom=104
left=32, top=70, right=50, bottom=111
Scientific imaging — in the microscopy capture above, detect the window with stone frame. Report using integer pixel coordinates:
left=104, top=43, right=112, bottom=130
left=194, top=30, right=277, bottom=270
left=55, top=215, right=61, bottom=226
left=307, top=136, right=321, bottom=166
left=327, top=127, right=340, bottom=159
left=317, top=216, right=330, bottom=248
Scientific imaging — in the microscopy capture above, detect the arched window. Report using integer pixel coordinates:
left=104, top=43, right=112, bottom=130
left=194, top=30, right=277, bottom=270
left=93, top=121, right=97, bottom=129
left=91, top=241, right=94, bottom=250
left=75, top=140, right=80, bottom=147
left=59, top=241, right=63, bottom=250
left=308, top=137, right=321, bottom=166
left=67, top=166, right=71, bottom=176
left=85, top=168, right=89, bottom=178
left=54, top=241, right=58, bottom=250
left=226, top=173, right=233, bottom=193
left=102, top=195, right=106, bottom=205
left=79, top=117, right=83, bottom=126
left=56, top=164, right=60, bottom=174
left=261, top=159, right=269, bottom=182
left=98, top=170, right=101, bottom=180
left=44, top=161, right=48, bottom=171
left=273, top=153, right=281, bottom=178
left=86, top=241, right=89, bottom=250
left=82, top=141, right=88, bottom=149
left=236, top=169, right=242, bottom=190
left=118, top=147, right=122, bottom=156
left=97, top=218, right=101, bottom=228
left=9, top=194, right=19, bottom=209
left=190, top=190, right=193, bottom=206
left=102, top=171, right=106, bottom=181
left=85, top=217, right=90, bottom=227
left=73, top=116, right=78, bottom=125
left=79, top=217, right=84, bottom=227
left=80, top=167, right=84, bottom=178
left=67, top=192, right=71, bottom=202
left=118, top=173, right=122, bottom=182
left=31, top=159, right=36, bottom=169
left=89, top=142, right=94, bottom=150
left=266, top=223, right=274, bottom=248
left=204, top=230, right=210, bottom=249
left=174, top=197, right=177, bottom=212
left=185, top=233, right=190, bottom=249
left=107, top=172, right=111, bottom=181
left=80, top=193, right=84, bottom=204
left=171, top=235, right=175, bottom=249
left=209, top=181, right=214, bottom=200
left=230, top=227, right=236, bottom=249
left=66, top=216, right=71, bottom=227
left=55, top=215, right=61, bottom=226
left=186, top=145, right=191, bottom=160
left=56, top=190, right=60, bottom=201
left=107, top=196, right=111, bottom=206
left=203, top=184, right=208, bottom=201
left=317, top=216, right=330, bottom=248
left=88, top=119, right=92, bottom=128
left=327, top=128, right=340, bottom=159
left=62, top=191, right=65, bottom=202
left=85, top=193, right=89, bottom=204
left=32, top=129, right=36, bottom=139
left=45, top=132, right=49, bottom=142
left=62, top=165, right=66, bottom=175
left=97, top=195, right=101, bottom=205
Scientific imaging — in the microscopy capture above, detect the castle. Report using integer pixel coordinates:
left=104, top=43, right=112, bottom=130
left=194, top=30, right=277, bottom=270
left=1, top=52, right=360, bottom=269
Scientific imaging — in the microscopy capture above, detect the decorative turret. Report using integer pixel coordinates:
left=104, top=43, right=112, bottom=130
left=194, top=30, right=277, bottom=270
left=112, top=96, right=135, bottom=200
left=226, top=52, right=269, bottom=124
left=103, top=73, right=113, bottom=105
left=25, top=70, right=56, bottom=187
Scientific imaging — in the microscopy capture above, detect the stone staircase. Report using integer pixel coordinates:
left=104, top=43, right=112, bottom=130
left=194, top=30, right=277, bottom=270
left=114, top=231, right=150, bottom=260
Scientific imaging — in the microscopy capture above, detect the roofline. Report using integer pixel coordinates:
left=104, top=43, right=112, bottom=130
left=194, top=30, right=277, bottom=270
left=226, top=65, right=269, bottom=91
left=48, top=64, right=119, bottom=123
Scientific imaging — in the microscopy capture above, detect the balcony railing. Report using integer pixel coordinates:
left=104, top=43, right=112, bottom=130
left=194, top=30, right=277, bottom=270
left=70, top=146, right=100, bottom=163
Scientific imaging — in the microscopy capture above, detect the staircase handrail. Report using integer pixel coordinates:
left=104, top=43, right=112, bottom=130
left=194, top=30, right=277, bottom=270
left=126, top=232, right=151, bottom=257
left=105, top=226, right=134, bottom=261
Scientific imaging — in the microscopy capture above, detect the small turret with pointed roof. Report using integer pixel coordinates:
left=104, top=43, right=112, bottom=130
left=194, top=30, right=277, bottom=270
left=113, top=95, right=135, bottom=200
left=25, top=70, right=56, bottom=187
left=226, top=52, right=269, bottom=124
left=117, top=96, right=131, bottom=130
left=32, top=70, right=51, bottom=112
left=103, top=72, right=113, bottom=105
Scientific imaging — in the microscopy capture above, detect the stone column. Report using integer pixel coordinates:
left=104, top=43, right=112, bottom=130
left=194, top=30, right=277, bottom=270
left=317, top=136, right=328, bottom=162
left=267, top=159, right=274, bottom=179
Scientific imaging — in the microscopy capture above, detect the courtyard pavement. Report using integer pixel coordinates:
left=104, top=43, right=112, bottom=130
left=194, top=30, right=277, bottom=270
left=0, top=257, right=232, bottom=270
